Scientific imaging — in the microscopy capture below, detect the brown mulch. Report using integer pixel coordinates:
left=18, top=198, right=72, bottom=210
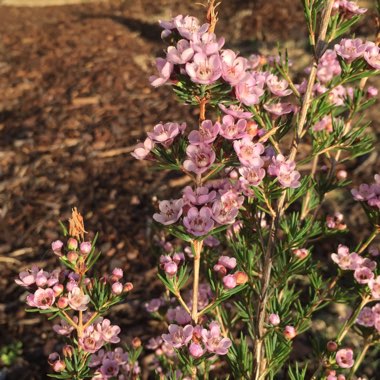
left=0, top=1, right=378, bottom=379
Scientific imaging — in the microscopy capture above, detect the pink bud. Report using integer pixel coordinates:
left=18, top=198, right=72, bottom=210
left=283, top=325, right=296, bottom=339
left=112, top=282, right=123, bottom=295
left=234, top=271, right=248, bottom=285
left=53, top=284, right=64, bottom=297
left=111, top=268, right=123, bottom=281
left=67, top=238, right=78, bottom=250
left=52, top=360, right=66, bottom=372
left=80, top=241, right=92, bottom=255
left=123, top=282, right=133, bottom=292
left=189, top=342, right=204, bottom=358
left=292, top=248, right=309, bottom=260
left=268, top=313, right=280, bottom=326
left=57, top=296, right=69, bottom=309
left=336, top=170, right=347, bottom=180
left=62, top=345, right=74, bottom=358
left=223, top=274, right=237, bottom=289
left=164, top=261, right=178, bottom=276
left=367, top=86, right=378, bottom=98
left=48, top=352, right=60, bottom=365
left=51, top=240, right=63, bottom=255
left=327, top=341, right=338, bottom=352
left=67, top=251, right=78, bottom=263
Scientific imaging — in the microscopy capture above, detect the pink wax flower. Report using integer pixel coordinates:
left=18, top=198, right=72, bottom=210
left=80, top=241, right=92, bottom=255
left=111, top=282, right=123, bottom=295
left=268, top=154, right=301, bottom=188
left=79, top=325, right=104, bottom=353
left=331, top=245, right=362, bottom=270
left=263, top=102, right=294, bottom=118
left=204, top=235, right=220, bottom=247
left=53, top=318, right=76, bottom=335
left=337, top=0, right=367, bottom=18
left=174, top=15, right=209, bottom=40
left=27, top=287, right=55, bottom=310
left=217, top=256, right=237, bottom=270
left=329, top=85, right=347, bottom=106
left=354, top=267, right=374, bottom=284
left=15, top=266, right=39, bottom=287
left=293, top=248, right=309, bottom=260
left=367, top=86, right=378, bottom=98
left=149, top=58, right=173, bottom=87
left=219, top=103, right=253, bottom=119
left=335, top=38, right=366, bottom=62
left=233, top=138, right=265, bottom=167
left=268, top=313, right=280, bottom=326
left=96, top=319, right=121, bottom=343
left=183, top=186, right=216, bottom=206
left=164, top=260, right=178, bottom=276
left=364, top=44, right=380, bottom=70
left=191, top=32, right=225, bottom=56
left=317, top=49, right=342, bottom=83
left=100, top=359, right=119, bottom=378
left=51, top=240, right=64, bottom=255
left=369, top=245, right=380, bottom=257
left=220, top=115, right=248, bottom=140
left=147, top=122, right=182, bottom=147
left=67, top=237, right=78, bottom=250
left=188, top=119, right=220, bottom=145
left=212, top=199, right=239, bottom=225
left=239, top=166, right=266, bottom=187
left=131, top=137, right=154, bottom=160
left=189, top=342, right=205, bottom=358
left=351, top=184, right=376, bottom=201
left=201, top=321, right=232, bottom=355
left=57, top=296, right=69, bottom=309
left=153, top=199, right=184, bottom=225
left=166, top=39, right=194, bottom=64
left=183, top=144, right=216, bottom=174
left=183, top=207, right=214, bottom=236
left=223, top=274, right=237, bottom=289
left=235, top=73, right=265, bottom=106
left=68, top=286, right=90, bottom=311
left=356, top=307, right=375, bottom=327
left=53, top=284, right=64, bottom=297
left=247, top=54, right=263, bottom=70
left=162, top=324, right=193, bottom=348
left=111, top=267, right=123, bottom=281
left=369, top=276, right=380, bottom=299
left=266, top=74, right=292, bottom=97
left=313, top=116, right=333, bottom=132
left=185, top=53, right=222, bottom=85
left=336, top=348, right=354, bottom=368
left=158, top=15, right=182, bottom=39
left=283, top=325, right=296, bottom=340
left=220, top=49, right=248, bottom=85
left=145, top=298, right=161, bottom=313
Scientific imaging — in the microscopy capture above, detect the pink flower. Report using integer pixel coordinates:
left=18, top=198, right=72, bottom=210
left=174, top=16, right=209, bottom=40
left=220, top=115, right=248, bottom=140
left=67, top=238, right=78, bottom=250
left=68, top=286, right=90, bottom=311
left=27, top=288, right=55, bottom=310
left=364, top=44, right=380, bottom=70
left=268, top=154, right=301, bottom=188
left=239, top=166, right=266, bottom=187
left=189, top=342, right=205, bottom=358
left=367, top=86, right=378, bottom=98
left=233, top=138, right=265, bottom=167
left=149, top=58, right=173, bottom=87
left=216, top=256, right=237, bottom=271
left=100, top=359, right=119, bottom=378
left=247, top=54, right=262, bottom=70
left=183, top=186, right=216, bottom=206
left=183, top=207, right=214, bottom=236
left=268, top=313, right=280, bottom=326
left=51, top=240, right=64, bottom=255
left=235, top=73, right=265, bottom=106
left=185, top=53, right=222, bottom=85
left=293, top=248, right=309, bottom=260
left=313, top=116, right=333, bottom=132
left=145, top=298, right=161, bottom=313
left=335, top=38, right=366, bottom=62
left=191, top=32, right=225, bottom=56
left=131, top=137, right=154, bottom=160
left=15, top=266, right=39, bottom=287
left=331, top=245, right=362, bottom=270
left=212, top=199, right=239, bottom=225
left=219, top=104, right=253, bottom=119
left=79, top=325, right=104, bottom=353
left=220, top=49, right=248, bottom=85
left=53, top=318, right=76, bottom=335
left=356, top=307, right=375, bottom=327
left=354, top=267, right=374, bottom=284
left=188, top=120, right=220, bottom=145
left=96, top=319, right=121, bottom=343
left=153, top=199, right=184, bottom=225
left=147, top=122, right=182, bottom=147
left=201, top=321, right=231, bottom=355
left=223, top=274, right=237, bottom=289
left=111, top=268, right=123, bottom=281
left=351, top=184, right=376, bottom=201
left=263, top=102, right=294, bottom=118
left=283, top=325, right=296, bottom=339
left=164, top=260, right=178, bottom=276
left=337, top=1, right=367, bottom=18
left=158, top=15, right=181, bottom=39
left=162, top=324, right=193, bottom=348
left=266, top=74, right=292, bottom=97
left=369, top=245, right=380, bottom=257
left=369, top=276, right=380, bottom=299
left=317, top=49, right=342, bottom=83
left=183, top=144, right=216, bottom=174
left=167, top=39, right=194, bottom=64
left=336, top=348, right=354, bottom=369
left=111, top=282, right=123, bottom=295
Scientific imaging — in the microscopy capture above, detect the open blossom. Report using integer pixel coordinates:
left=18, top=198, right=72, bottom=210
left=212, top=199, right=239, bottom=225
left=174, top=15, right=209, bottom=40
left=235, top=73, right=265, bottom=106
left=183, top=207, right=214, bottom=236
left=268, top=155, right=300, bottom=188
left=354, top=266, right=374, bottom=284
left=162, top=324, right=193, bottom=348
left=188, top=120, right=220, bottom=145
left=351, top=184, right=376, bottom=201
left=331, top=245, right=362, bottom=270
left=185, top=53, right=222, bottom=85
left=220, top=49, right=248, bottom=85
left=363, top=44, right=380, bottom=70
left=27, top=287, right=55, bottom=309
left=201, top=322, right=231, bottom=355
left=147, top=122, right=182, bottom=147
left=263, top=102, right=294, bottom=118
left=189, top=342, right=204, bottom=358
left=100, top=359, right=119, bottom=378
left=356, top=307, right=375, bottom=327
left=191, top=32, right=225, bottom=56
left=153, top=199, right=184, bottom=225
left=220, top=115, right=248, bottom=140
left=317, top=49, right=342, bottom=83
left=149, top=58, right=173, bottom=87
left=145, top=298, right=161, bottom=313
left=369, top=276, right=380, bottom=299
left=336, top=348, right=354, bottom=369
left=239, top=166, right=265, bottom=187
left=131, top=137, right=154, bottom=160
left=219, top=103, right=253, bottom=119
left=15, top=266, right=39, bottom=287
left=266, top=74, right=292, bottom=97
left=79, top=325, right=104, bottom=353
left=335, top=38, right=366, bottom=62
left=233, top=138, right=264, bottom=167
left=183, top=186, right=216, bottom=206
left=68, top=286, right=90, bottom=311
left=167, top=306, right=191, bottom=325
left=53, top=318, right=76, bottom=335
left=334, top=0, right=367, bottom=18
left=166, top=39, right=194, bottom=64
left=96, top=319, right=121, bottom=343
left=183, top=144, right=216, bottom=174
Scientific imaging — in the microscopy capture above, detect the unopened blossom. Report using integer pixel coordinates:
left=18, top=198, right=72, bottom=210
left=220, top=49, right=248, bottom=85
left=363, top=44, right=380, bottom=70
left=149, top=58, right=173, bottom=87
left=27, top=288, right=55, bottom=310
left=356, top=307, right=375, bottom=327
left=239, top=166, right=266, bottom=187
left=326, top=212, right=347, bottom=230
left=223, top=274, right=237, bottom=289
left=67, top=237, right=78, bottom=250
left=214, top=256, right=237, bottom=275
left=268, top=313, right=280, bottom=326
left=78, top=241, right=91, bottom=255
left=53, top=284, right=64, bottom=297
left=153, top=199, right=184, bottom=225
left=185, top=53, right=222, bottom=85
left=219, top=103, right=253, bottom=119
left=313, top=116, right=333, bottom=132
left=369, top=276, right=380, bottom=299
left=100, top=359, right=119, bottom=378
left=220, top=115, right=248, bottom=140
left=335, top=38, right=366, bottom=62
left=354, top=267, right=374, bottom=284
left=174, top=15, right=209, bottom=40
left=96, top=319, right=121, bottom=343
left=57, top=296, right=69, bottom=309
left=111, top=267, right=123, bottom=281
left=131, top=137, right=154, bottom=160
left=327, top=341, right=338, bottom=352
left=183, top=207, right=214, bottom=236
left=111, top=282, right=123, bottom=295
left=336, top=348, right=354, bottom=369
left=79, top=325, right=104, bottom=353
left=68, top=286, right=90, bottom=311
left=264, top=102, right=294, bottom=118
left=189, top=342, right=204, bottom=358
left=235, top=271, right=248, bottom=285
left=283, top=325, right=296, bottom=339
left=162, top=324, right=193, bottom=348
left=233, top=138, right=265, bottom=167
left=201, top=322, right=231, bottom=355
left=183, top=186, right=216, bottom=206
left=369, top=245, right=379, bottom=257
left=51, top=240, right=64, bottom=255
left=164, top=260, right=178, bottom=276
left=53, top=318, right=76, bottom=335
left=235, top=73, right=265, bottom=106
left=191, top=32, right=225, bottom=56
left=188, top=120, right=220, bottom=145
left=293, top=248, right=309, bottom=260
left=147, top=122, right=182, bottom=147
left=184, top=143, right=216, bottom=174
left=367, top=86, right=378, bottom=98
left=266, top=74, right=292, bottom=97
left=166, top=39, right=194, bottom=64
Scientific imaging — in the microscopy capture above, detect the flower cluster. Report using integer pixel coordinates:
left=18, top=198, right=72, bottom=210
left=351, top=174, right=380, bottom=210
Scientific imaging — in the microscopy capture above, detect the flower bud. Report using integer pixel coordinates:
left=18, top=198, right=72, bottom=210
left=132, top=337, right=142, bottom=348
left=189, top=342, right=204, bottom=358
left=234, top=271, right=248, bottom=285
left=164, top=261, right=178, bottom=276
left=292, top=248, right=309, bottom=260
left=53, top=284, right=64, bottom=297
left=51, top=240, right=64, bottom=255
left=62, top=345, right=74, bottom=358
left=223, top=274, right=237, bottom=289
left=336, top=170, right=347, bottom=180
left=123, top=282, right=133, bottom=292
left=283, top=325, right=296, bottom=340
left=367, top=86, right=378, bottom=98
left=52, top=360, right=66, bottom=372
left=80, top=241, right=92, bottom=255
left=57, top=296, right=69, bottom=309
left=67, top=238, right=78, bottom=250
left=327, top=341, right=338, bottom=352
left=268, top=313, right=280, bottom=326
left=112, top=282, right=123, bottom=295
left=111, top=268, right=123, bottom=281
left=67, top=251, right=78, bottom=263
left=48, top=352, right=60, bottom=366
